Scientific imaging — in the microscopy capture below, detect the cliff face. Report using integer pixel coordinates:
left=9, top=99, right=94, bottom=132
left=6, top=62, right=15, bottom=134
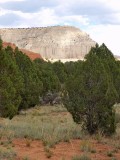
left=0, top=26, right=96, bottom=60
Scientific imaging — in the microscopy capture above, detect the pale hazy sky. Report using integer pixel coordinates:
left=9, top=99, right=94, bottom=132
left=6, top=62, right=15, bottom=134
left=0, top=0, right=120, bottom=55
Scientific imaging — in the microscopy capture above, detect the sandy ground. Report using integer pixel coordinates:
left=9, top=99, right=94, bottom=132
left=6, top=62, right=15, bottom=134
left=12, top=138, right=120, bottom=160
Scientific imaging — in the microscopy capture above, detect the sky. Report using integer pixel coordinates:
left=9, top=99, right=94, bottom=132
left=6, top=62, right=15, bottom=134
left=0, top=0, right=120, bottom=55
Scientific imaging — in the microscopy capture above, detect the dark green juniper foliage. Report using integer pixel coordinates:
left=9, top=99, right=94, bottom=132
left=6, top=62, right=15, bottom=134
left=95, top=43, right=120, bottom=103
left=34, top=59, right=61, bottom=95
left=0, top=37, right=120, bottom=137
left=64, top=44, right=118, bottom=135
left=52, top=60, right=67, bottom=83
left=14, top=48, right=43, bottom=109
left=0, top=40, right=23, bottom=118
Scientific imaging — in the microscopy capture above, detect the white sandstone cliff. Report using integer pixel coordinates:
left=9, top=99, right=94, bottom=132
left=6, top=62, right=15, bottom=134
left=0, top=26, right=96, bottom=61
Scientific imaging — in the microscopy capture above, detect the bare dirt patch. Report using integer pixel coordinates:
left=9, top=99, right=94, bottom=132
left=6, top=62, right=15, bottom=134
left=13, top=138, right=120, bottom=160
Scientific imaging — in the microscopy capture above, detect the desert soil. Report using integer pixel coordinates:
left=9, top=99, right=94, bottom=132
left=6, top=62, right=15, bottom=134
left=13, top=138, right=120, bottom=160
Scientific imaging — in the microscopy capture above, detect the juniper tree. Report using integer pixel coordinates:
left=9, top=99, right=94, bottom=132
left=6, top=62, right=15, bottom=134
left=64, top=45, right=118, bottom=135
left=14, top=48, right=43, bottom=109
left=0, top=44, right=23, bottom=118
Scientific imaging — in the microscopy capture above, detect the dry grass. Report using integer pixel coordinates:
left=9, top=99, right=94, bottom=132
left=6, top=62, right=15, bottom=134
left=1, top=104, right=120, bottom=151
left=0, top=105, right=83, bottom=147
left=1, top=104, right=120, bottom=160
left=0, top=147, right=17, bottom=160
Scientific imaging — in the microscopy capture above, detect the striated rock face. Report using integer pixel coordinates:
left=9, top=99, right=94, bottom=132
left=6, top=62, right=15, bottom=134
left=0, top=26, right=96, bottom=60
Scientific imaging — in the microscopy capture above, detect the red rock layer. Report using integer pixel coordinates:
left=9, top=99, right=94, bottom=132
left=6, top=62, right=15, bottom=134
left=3, top=42, right=43, bottom=61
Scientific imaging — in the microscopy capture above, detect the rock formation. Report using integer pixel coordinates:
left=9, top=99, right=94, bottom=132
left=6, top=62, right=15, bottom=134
left=0, top=26, right=96, bottom=60
left=3, top=42, right=42, bottom=60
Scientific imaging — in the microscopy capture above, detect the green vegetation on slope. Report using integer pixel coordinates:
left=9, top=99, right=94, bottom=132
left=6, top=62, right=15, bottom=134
left=0, top=39, right=120, bottom=135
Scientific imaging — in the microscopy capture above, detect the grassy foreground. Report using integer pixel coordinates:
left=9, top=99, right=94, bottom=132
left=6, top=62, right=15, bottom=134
left=0, top=105, right=82, bottom=146
left=0, top=104, right=120, bottom=160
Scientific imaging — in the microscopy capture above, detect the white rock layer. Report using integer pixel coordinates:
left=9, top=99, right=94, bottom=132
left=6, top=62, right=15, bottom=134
left=0, top=26, right=96, bottom=60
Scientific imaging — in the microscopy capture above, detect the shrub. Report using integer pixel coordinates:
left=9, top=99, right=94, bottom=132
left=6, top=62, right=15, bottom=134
left=64, top=44, right=118, bottom=135
left=44, top=146, right=53, bottom=158
left=72, top=154, right=91, bottom=160
left=0, top=147, right=17, bottom=159
left=107, top=151, right=113, bottom=157
left=80, top=140, right=92, bottom=152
